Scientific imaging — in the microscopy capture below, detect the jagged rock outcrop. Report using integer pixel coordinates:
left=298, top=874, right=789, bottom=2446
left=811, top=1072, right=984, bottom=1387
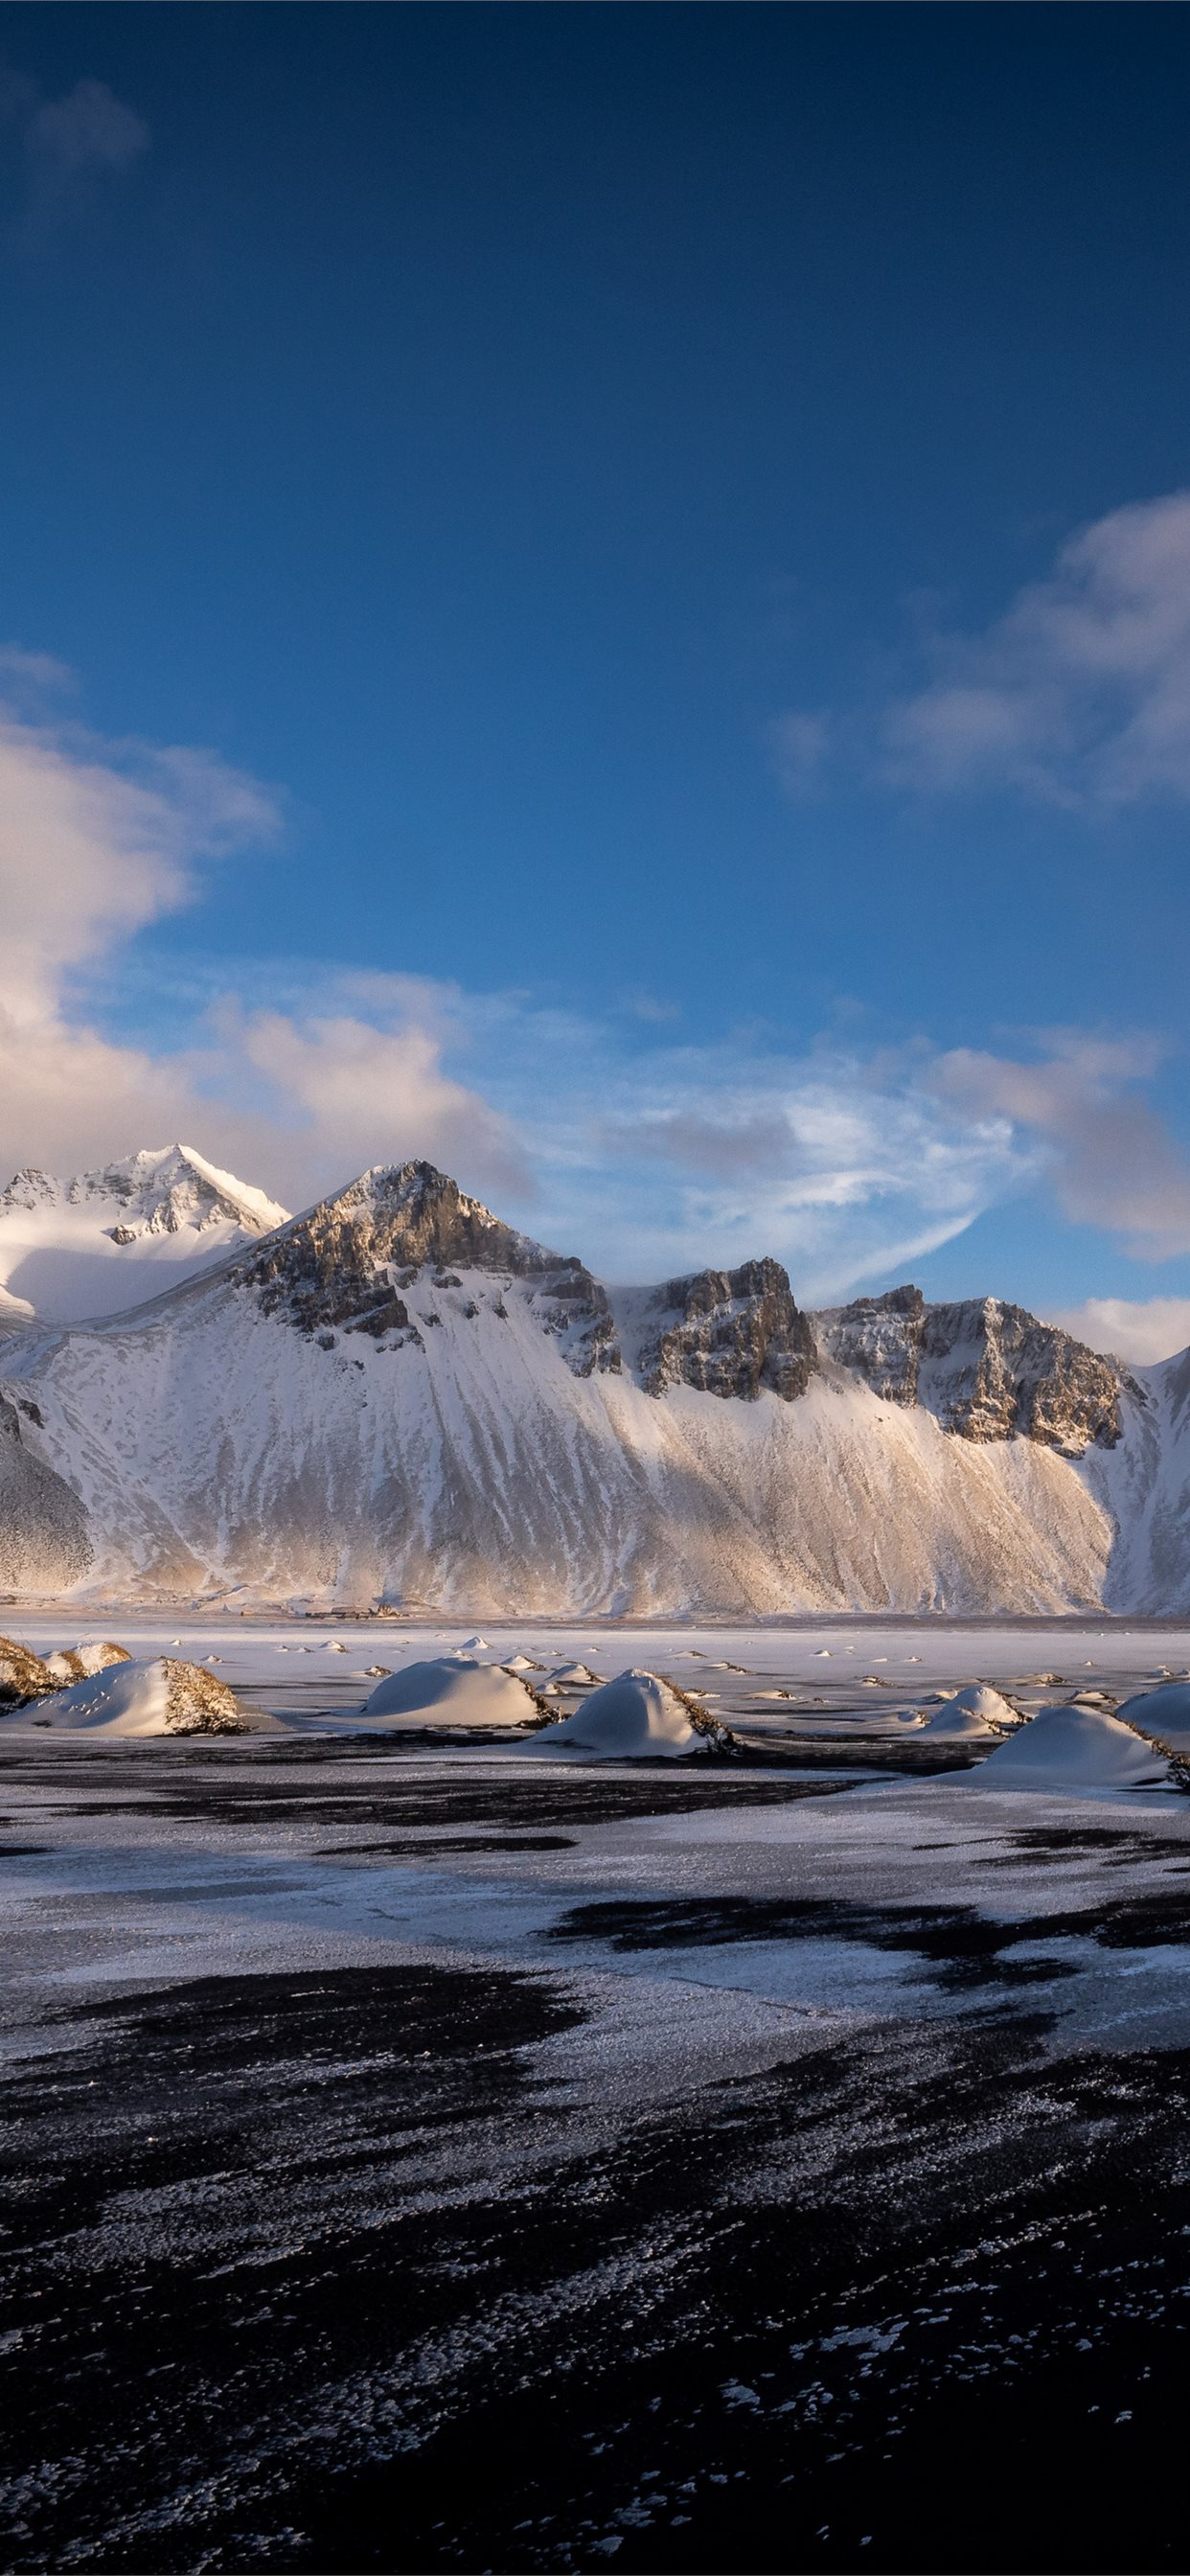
left=816, top=1284, right=926, bottom=1404
left=240, top=1162, right=620, bottom=1377
left=639, top=1258, right=817, bottom=1401
left=918, top=1300, right=1126, bottom=1455
left=816, top=1288, right=1125, bottom=1458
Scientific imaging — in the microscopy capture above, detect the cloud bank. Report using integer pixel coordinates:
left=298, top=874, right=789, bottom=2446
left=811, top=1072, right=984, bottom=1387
left=1050, top=1299, right=1190, bottom=1368
left=4, top=656, right=1189, bottom=1300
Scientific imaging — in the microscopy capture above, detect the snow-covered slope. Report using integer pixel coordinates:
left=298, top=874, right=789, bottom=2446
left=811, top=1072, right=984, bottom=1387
left=0, top=1155, right=1187, bottom=1614
left=0, top=1146, right=288, bottom=1322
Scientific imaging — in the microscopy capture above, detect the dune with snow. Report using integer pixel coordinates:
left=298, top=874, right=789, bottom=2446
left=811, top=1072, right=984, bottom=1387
left=526, top=1667, right=736, bottom=1760
left=1115, top=1682, right=1190, bottom=1755
left=968, top=1701, right=1176, bottom=1792
left=916, top=1683, right=1019, bottom=1737
left=16, top=1656, right=253, bottom=1737
left=42, top=1640, right=130, bottom=1685
left=360, top=1656, right=543, bottom=1729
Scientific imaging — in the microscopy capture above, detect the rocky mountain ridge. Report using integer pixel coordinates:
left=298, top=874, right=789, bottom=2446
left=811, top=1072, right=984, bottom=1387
left=0, top=1156, right=1180, bottom=1612
left=816, top=1284, right=1130, bottom=1458
left=230, top=1162, right=1127, bottom=1456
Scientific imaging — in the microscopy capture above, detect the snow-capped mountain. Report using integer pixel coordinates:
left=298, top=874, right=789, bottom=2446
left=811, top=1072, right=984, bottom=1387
left=0, top=1146, right=289, bottom=1322
left=0, top=1156, right=1185, bottom=1613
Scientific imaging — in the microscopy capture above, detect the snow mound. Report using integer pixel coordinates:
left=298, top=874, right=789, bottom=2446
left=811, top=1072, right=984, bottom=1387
left=0, top=1636, right=55, bottom=1703
left=360, top=1656, right=541, bottom=1729
left=527, top=1667, right=735, bottom=1760
left=460, top=1633, right=490, bottom=1649
left=971, top=1702, right=1176, bottom=1791
left=548, top=1662, right=604, bottom=1686
left=43, top=1640, right=131, bottom=1685
left=25, top=1657, right=250, bottom=1736
left=917, top=1684, right=1019, bottom=1737
left=1115, top=1682, right=1190, bottom=1754
left=504, top=1653, right=542, bottom=1672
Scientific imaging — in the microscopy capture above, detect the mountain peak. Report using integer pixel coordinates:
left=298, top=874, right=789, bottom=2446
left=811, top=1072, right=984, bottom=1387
left=0, top=1147, right=290, bottom=1324
left=236, top=1158, right=622, bottom=1377
left=290, top=1160, right=560, bottom=1276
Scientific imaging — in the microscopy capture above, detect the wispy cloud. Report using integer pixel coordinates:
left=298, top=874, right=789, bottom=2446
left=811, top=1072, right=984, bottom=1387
left=1, top=65, right=149, bottom=248
left=774, top=491, right=1190, bottom=812
left=931, top=1035, right=1190, bottom=1259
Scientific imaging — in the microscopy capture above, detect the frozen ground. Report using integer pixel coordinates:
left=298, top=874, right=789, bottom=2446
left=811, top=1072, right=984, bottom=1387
left=5, top=1619, right=1190, bottom=2571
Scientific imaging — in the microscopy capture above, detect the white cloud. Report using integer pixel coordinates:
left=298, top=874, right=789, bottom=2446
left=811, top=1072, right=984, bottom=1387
left=0, top=695, right=278, bottom=1025
left=0, top=673, right=531, bottom=1215
left=882, top=492, right=1190, bottom=806
left=1048, top=1298, right=1190, bottom=1368
left=234, top=1006, right=531, bottom=1203
left=0, top=686, right=286, bottom=1186
left=932, top=1037, right=1190, bottom=1259
left=534, top=1042, right=1033, bottom=1293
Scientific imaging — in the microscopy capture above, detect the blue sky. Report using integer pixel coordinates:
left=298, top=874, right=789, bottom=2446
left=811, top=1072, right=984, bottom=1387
left=3, top=4, right=1190, bottom=1353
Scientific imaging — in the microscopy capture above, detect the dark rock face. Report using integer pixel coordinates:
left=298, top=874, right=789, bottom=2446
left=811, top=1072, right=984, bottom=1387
left=238, top=1162, right=621, bottom=1377
left=527, top=1260, right=621, bottom=1378
left=639, top=1260, right=817, bottom=1402
left=815, top=1285, right=926, bottom=1405
left=919, top=1300, right=1125, bottom=1455
left=817, top=1287, right=1125, bottom=1457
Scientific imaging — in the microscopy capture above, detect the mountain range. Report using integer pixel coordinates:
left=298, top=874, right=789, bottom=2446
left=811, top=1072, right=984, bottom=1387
left=0, top=1151, right=1185, bottom=1614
